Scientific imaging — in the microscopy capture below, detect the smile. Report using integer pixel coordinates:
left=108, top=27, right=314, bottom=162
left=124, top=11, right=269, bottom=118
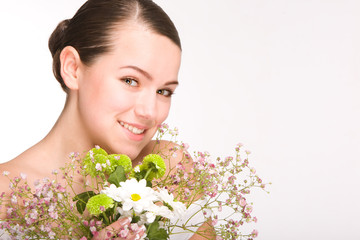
left=119, top=121, right=146, bottom=135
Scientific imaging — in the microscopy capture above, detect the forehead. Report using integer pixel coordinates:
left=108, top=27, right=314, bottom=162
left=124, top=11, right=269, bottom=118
left=100, top=22, right=181, bottom=78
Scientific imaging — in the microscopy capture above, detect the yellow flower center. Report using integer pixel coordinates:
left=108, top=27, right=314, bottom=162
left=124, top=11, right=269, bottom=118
left=131, top=193, right=141, bottom=201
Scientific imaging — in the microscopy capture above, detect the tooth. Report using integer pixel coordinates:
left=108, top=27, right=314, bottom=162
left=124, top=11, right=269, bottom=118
left=120, top=121, right=145, bottom=134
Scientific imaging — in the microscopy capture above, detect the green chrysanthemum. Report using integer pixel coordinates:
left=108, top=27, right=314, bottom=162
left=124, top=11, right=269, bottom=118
left=86, top=194, right=114, bottom=216
left=140, top=154, right=166, bottom=180
left=82, top=147, right=109, bottom=177
left=108, top=154, right=132, bottom=174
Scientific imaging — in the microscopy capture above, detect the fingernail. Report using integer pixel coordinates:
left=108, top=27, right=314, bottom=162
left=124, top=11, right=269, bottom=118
left=119, top=217, right=131, bottom=226
left=136, top=225, right=146, bottom=233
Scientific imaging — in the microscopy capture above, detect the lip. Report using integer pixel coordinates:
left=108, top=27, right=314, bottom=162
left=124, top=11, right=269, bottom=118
left=118, top=121, right=148, bottom=141
left=119, top=121, right=148, bottom=130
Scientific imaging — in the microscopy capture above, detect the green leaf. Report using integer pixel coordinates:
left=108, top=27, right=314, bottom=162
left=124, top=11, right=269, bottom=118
left=132, top=215, right=141, bottom=223
left=108, top=165, right=126, bottom=187
left=146, top=180, right=153, bottom=188
left=147, top=221, right=169, bottom=240
left=73, top=191, right=96, bottom=214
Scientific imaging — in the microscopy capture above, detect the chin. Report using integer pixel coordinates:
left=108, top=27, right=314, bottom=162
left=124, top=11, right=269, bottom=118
left=106, top=144, right=142, bottom=160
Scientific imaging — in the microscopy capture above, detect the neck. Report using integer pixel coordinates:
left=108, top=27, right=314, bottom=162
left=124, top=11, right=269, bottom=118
left=37, top=96, right=94, bottom=167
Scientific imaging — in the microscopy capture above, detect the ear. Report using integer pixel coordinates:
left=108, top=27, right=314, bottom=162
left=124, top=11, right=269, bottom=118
left=60, top=46, right=82, bottom=90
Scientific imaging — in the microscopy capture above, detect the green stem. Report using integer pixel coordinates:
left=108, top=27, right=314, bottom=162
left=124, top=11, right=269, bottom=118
left=144, top=167, right=155, bottom=181
left=102, top=212, right=110, bottom=225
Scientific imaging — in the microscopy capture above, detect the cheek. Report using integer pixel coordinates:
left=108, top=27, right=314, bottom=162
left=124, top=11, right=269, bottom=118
left=87, top=79, right=133, bottom=112
left=157, top=101, right=171, bottom=123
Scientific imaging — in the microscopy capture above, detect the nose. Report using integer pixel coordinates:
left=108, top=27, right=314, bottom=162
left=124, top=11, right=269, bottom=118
left=134, top=91, right=157, bottom=120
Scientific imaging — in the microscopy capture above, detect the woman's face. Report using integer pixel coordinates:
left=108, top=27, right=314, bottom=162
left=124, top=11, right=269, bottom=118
left=76, top=23, right=181, bottom=160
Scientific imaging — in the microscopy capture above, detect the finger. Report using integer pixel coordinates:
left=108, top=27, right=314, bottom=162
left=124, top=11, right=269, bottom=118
left=92, top=217, right=132, bottom=239
left=113, top=224, right=146, bottom=240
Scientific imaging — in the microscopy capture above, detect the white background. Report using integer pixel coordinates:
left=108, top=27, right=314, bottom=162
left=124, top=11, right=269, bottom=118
left=1, top=1, right=360, bottom=239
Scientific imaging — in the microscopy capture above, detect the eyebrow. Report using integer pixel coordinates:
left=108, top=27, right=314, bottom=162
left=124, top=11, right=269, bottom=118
left=120, top=65, right=179, bottom=86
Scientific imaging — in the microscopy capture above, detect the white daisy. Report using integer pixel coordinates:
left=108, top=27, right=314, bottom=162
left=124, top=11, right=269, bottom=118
left=143, top=204, right=173, bottom=223
left=117, top=179, right=157, bottom=213
left=101, top=184, right=123, bottom=202
left=156, top=188, right=186, bottom=219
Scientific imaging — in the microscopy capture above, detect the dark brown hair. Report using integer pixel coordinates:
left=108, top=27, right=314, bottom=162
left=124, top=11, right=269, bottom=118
left=48, top=0, right=181, bottom=92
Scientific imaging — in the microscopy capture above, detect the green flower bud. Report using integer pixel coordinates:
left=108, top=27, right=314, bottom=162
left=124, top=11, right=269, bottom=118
left=108, top=154, right=132, bottom=174
left=86, top=194, right=114, bottom=216
left=140, top=154, right=166, bottom=180
left=82, top=147, right=109, bottom=177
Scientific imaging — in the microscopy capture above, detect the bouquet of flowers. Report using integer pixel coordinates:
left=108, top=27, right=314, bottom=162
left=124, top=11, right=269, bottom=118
left=0, top=124, right=269, bottom=239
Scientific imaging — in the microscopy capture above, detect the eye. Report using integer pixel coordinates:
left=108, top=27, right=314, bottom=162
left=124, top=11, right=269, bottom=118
left=157, top=89, right=173, bottom=97
left=122, top=77, right=138, bottom=87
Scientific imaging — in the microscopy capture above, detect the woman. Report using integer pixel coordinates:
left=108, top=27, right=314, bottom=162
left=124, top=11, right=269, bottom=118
left=0, top=0, right=214, bottom=239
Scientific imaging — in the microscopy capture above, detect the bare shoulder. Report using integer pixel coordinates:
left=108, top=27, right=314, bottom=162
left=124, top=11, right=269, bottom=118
left=0, top=160, right=20, bottom=193
left=0, top=149, right=51, bottom=195
left=0, top=159, right=23, bottom=218
left=1, top=156, right=28, bottom=194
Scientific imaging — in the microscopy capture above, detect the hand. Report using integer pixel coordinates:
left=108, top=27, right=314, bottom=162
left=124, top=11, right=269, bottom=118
left=91, top=217, right=146, bottom=240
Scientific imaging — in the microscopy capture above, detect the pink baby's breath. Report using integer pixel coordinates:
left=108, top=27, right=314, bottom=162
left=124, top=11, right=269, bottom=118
left=245, top=204, right=253, bottom=214
left=20, top=173, right=27, bottom=180
left=239, top=198, right=247, bottom=207
left=95, top=163, right=102, bottom=171
left=1, top=125, right=268, bottom=240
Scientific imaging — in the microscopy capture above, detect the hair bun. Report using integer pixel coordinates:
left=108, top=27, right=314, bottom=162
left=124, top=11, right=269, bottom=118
left=48, top=19, right=70, bottom=57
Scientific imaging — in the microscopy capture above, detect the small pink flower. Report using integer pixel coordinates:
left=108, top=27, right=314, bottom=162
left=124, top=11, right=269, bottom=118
left=7, top=207, right=13, bottom=215
left=181, top=143, right=189, bottom=150
left=90, top=219, right=96, bottom=227
left=49, top=211, right=58, bottom=219
left=212, top=219, right=218, bottom=226
left=2, top=171, right=10, bottom=176
left=119, top=228, right=129, bottom=238
left=80, top=237, right=87, bottom=240
left=252, top=229, right=259, bottom=237
left=90, top=226, right=97, bottom=233
left=10, top=195, right=17, bottom=204
left=184, top=188, right=191, bottom=196
left=239, top=198, right=247, bottom=207
left=49, top=231, right=56, bottom=239
left=20, top=173, right=27, bottom=180
left=95, top=163, right=102, bottom=171
left=245, top=204, right=253, bottom=214
left=29, top=209, right=38, bottom=220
